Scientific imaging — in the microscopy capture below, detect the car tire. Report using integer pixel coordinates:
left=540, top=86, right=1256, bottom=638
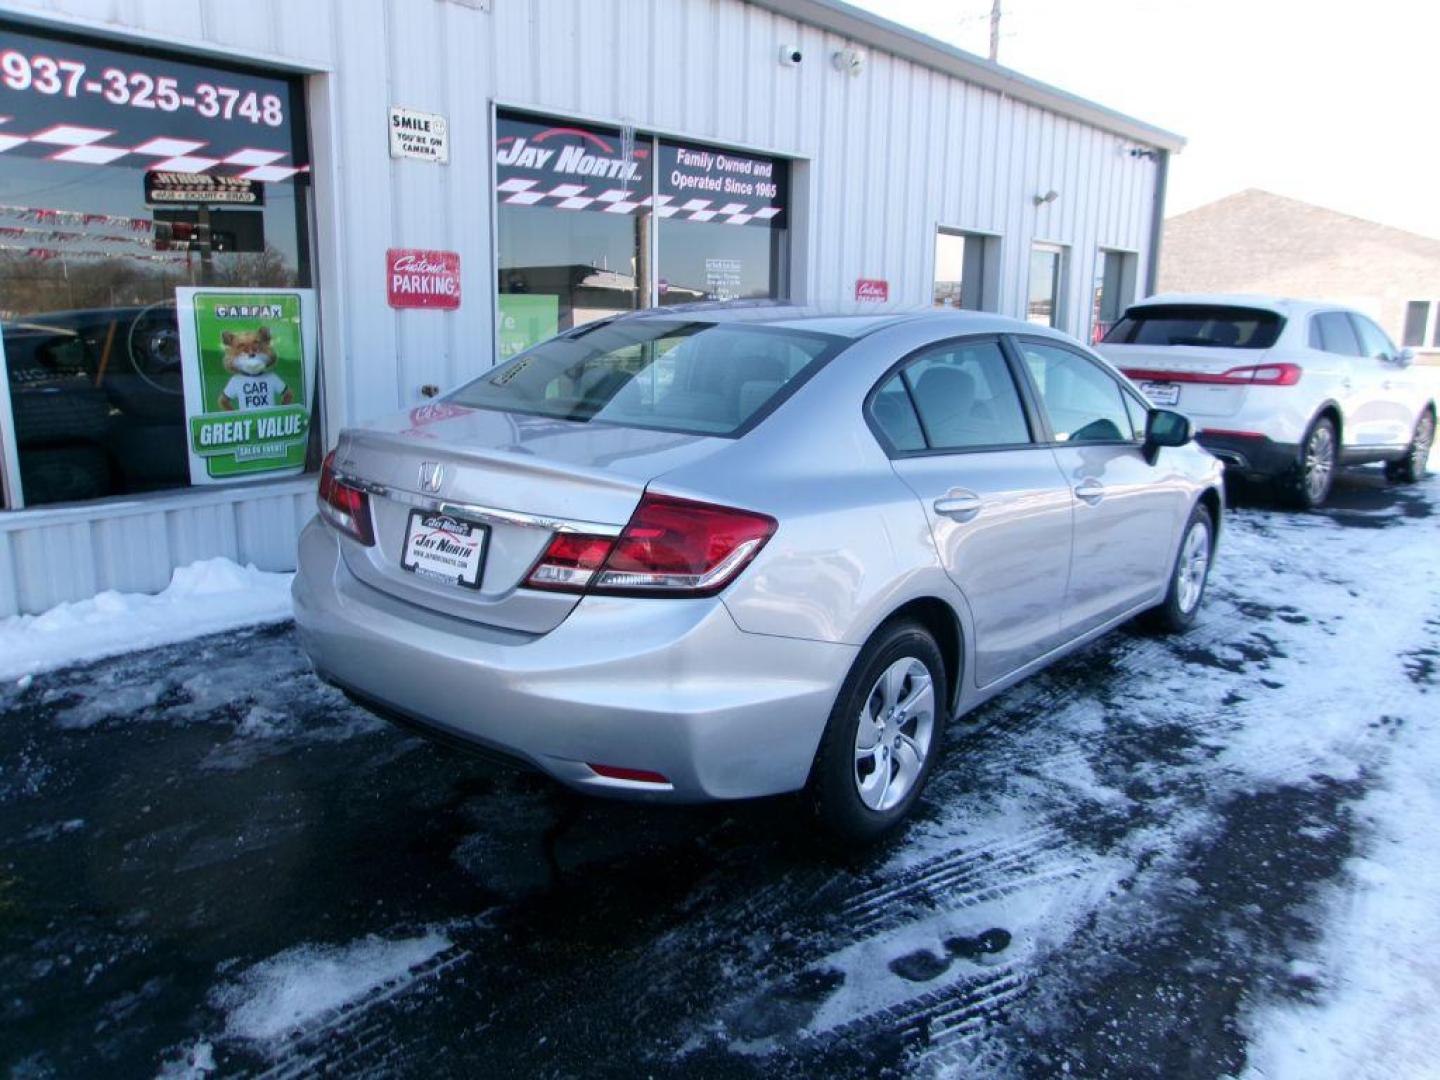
left=1143, top=502, right=1215, bottom=635
left=1384, top=408, right=1434, bottom=485
left=1279, top=416, right=1338, bottom=509
left=808, top=619, right=948, bottom=844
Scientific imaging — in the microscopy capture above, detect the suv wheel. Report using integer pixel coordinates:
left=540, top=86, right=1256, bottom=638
left=1385, top=409, right=1434, bottom=484
left=1280, top=416, right=1337, bottom=509
left=809, top=620, right=948, bottom=843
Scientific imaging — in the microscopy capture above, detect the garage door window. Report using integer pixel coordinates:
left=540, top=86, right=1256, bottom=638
left=0, top=22, right=312, bottom=510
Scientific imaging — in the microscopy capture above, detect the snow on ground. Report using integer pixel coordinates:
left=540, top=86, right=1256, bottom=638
left=0, top=557, right=292, bottom=684
left=3, top=469, right=1438, bottom=1077
left=211, top=930, right=453, bottom=1043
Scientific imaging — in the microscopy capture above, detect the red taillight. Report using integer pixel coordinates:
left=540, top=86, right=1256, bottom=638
left=1222, top=363, right=1302, bottom=386
left=1121, top=364, right=1302, bottom=387
left=524, top=533, right=614, bottom=592
left=524, top=492, right=776, bottom=598
left=317, top=449, right=375, bottom=546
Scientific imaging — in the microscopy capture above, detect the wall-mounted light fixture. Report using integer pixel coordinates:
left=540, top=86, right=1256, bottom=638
left=832, top=47, right=865, bottom=76
left=1127, top=147, right=1159, bottom=161
left=1033, top=189, right=1059, bottom=207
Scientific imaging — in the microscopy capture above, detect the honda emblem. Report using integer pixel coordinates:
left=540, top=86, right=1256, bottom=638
left=419, top=461, right=445, bottom=493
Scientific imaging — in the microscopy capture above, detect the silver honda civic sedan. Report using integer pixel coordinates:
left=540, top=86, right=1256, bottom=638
left=293, top=306, right=1224, bottom=840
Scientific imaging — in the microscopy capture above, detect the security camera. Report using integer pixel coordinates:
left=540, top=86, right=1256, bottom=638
left=779, top=44, right=803, bottom=66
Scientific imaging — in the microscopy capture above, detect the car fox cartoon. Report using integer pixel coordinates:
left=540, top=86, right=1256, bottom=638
left=218, top=326, right=294, bottom=412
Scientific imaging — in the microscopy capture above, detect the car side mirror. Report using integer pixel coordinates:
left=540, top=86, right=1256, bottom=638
left=1144, top=408, right=1192, bottom=463
left=1392, top=347, right=1416, bottom=368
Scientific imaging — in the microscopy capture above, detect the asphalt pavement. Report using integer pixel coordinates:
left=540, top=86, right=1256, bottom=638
left=2, top=468, right=1435, bottom=1079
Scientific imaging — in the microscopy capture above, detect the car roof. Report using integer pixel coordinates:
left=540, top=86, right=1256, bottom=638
left=614, top=301, right=1081, bottom=344
left=1124, top=293, right=1350, bottom=318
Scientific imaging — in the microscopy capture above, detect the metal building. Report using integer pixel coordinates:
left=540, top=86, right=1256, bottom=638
left=0, top=0, right=1183, bottom=616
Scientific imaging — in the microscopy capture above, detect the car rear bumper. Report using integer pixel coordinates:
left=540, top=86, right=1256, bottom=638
left=291, top=518, right=856, bottom=802
left=1196, top=431, right=1299, bottom=479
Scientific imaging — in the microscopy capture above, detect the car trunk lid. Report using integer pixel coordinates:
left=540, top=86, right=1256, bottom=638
left=332, top=403, right=726, bottom=633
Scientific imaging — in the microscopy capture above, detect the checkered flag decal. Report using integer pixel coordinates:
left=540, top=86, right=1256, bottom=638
left=497, top=178, right=781, bottom=225
left=0, top=122, right=307, bottom=181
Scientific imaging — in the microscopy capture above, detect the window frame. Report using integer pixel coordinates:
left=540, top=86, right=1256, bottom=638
left=1005, top=334, right=1149, bottom=448
left=1402, top=301, right=1430, bottom=349
left=862, top=333, right=1041, bottom=459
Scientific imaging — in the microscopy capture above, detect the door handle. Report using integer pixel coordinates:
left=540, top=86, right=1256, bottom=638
left=1074, top=479, right=1105, bottom=505
left=934, top=493, right=982, bottom=521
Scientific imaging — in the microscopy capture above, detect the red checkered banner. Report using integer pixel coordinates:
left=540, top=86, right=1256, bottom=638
left=0, top=24, right=307, bottom=181
left=494, top=115, right=786, bottom=227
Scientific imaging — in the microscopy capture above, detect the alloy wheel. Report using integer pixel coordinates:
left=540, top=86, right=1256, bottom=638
left=853, top=657, right=935, bottom=812
left=1175, top=519, right=1211, bottom=614
left=1304, top=424, right=1336, bottom=503
left=1412, top=412, right=1435, bottom=475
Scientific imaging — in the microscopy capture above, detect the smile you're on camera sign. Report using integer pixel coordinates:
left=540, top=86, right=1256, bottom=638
left=176, top=287, right=319, bottom=484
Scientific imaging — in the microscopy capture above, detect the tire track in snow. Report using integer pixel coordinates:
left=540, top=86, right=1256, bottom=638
left=245, top=943, right=472, bottom=1080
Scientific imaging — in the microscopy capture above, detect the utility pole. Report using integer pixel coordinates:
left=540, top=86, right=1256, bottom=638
left=988, top=0, right=1001, bottom=62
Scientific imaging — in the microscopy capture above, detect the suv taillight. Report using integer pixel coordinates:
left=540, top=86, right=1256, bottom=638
left=317, top=449, right=375, bottom=546
left=1221, top=363, right=1303, bottom=386
left=525, top=492, right=776, bottom=597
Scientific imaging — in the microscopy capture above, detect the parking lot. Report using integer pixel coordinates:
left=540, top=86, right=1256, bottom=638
left=3, top=470, right=1437, bottom=1078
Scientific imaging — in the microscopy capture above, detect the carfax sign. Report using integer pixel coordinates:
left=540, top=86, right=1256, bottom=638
left=176, top=287, right=318, bottom=484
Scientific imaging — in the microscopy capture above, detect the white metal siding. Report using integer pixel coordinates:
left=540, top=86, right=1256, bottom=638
left=0, top=0, right=1162, bottom=615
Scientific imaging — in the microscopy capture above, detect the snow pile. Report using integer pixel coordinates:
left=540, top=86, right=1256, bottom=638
left=1241, top=718, right=1440, bottom=1079
left=0, top=558, right=293, bottom=683
left=213, top=931, right=451, bottom=1043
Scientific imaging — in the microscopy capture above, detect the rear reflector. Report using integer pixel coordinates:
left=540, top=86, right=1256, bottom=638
left=317, top=449, right=375, bottom=546
left=588, top=763, right=671, bottom=785
left=1199, top=429, right=1267, bottom=440
left=524, top=491, right=776, bottom=598
left=1122, top=363, right=1302, bottom=387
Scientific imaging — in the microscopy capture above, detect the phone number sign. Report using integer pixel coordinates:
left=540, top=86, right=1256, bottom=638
left=0, top=25, right=305, bottom=174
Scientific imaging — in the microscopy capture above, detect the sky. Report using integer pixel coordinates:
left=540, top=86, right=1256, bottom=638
left=847, top=0, right=1440, bottom=238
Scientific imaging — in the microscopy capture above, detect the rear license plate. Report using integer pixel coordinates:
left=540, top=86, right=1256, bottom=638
left=1140, top=381, right=1180, bottom=407
left=401, top=510, right=488, bottom=590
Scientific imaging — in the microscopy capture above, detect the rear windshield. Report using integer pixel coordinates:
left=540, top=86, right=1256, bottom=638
left=1102, top=304, right=1284, bottom=350
left=448, top=320, right=842, bottom=436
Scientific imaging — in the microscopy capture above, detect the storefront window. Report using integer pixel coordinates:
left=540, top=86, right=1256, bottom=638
left=655, top=140, right=787, bottom=306
left=495, top=113, right=651, bottom=359
left=0, top=22, right=311, bottom=509
left=494, top=116, right=790, bottom=360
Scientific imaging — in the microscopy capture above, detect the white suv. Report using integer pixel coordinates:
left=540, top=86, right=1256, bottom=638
left=1097, top=294, right=1436, bottom=507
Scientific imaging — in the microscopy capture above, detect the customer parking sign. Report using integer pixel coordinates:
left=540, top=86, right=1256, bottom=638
left=176, top=287, right=318, bottom=484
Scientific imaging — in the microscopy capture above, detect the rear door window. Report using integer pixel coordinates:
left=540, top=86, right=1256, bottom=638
left=866, top=338, right=1032, bottom=454
left=1103, top=305, right=1284, bottom=349
left=1311, top=312, right=1363, bottom=356
left=450, top=320, right=841, bottom=436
